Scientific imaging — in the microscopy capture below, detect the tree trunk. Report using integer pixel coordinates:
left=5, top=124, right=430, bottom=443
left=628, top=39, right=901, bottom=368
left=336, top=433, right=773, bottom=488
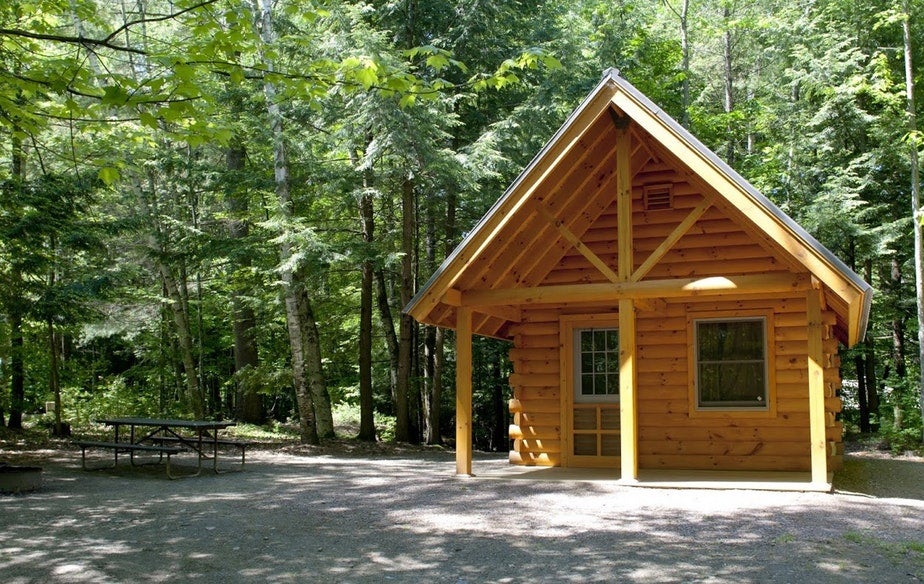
left=357, top=157, right=376, bottom=441
left=863, top=260, right=879, bottom=426
left=375, top=269, right=400, bottom=406
left=159, top=263, right=206, bottom=419
left=423, top=325, right=439, bottom=444
left=902, top=0, right=924, bottom=441
left=7, top=129, right=24, bottom=430
left=427, top=186, right=456, bottom=446
left=395, top=177, right=416, bottom=442
left=491, top=355, right=505, bottom=451
left=48, top=317, right=64, bottom=436
left=0, top=303, right=8, bottom=427
left=855, top=353, right=870, bottom=433
left=422, top=201, right=438, bottom=444
left=227, top=142, right=263, bottom=423
left=256, top=0, right=318, bottom=444
left=8, top=305, right=24, bottom=430
left=47, top=239, right=64, bottom=436
left=664, top=0, right=692, bottom=126
left=722, top=3, right=735, bottom=164
left=283, top=284, right=318, bottom=444
left=890, top=257, right=907, bottom=431
left=300, top=288, right=335, bottom=439
left=680, top=0, right=690, bottom=126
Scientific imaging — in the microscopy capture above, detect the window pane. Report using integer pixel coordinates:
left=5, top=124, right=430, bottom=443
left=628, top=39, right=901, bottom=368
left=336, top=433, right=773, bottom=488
left=573, top=408, right=597, bottom=430
left=594, top=330, right=607, bottom=352
left=696, top=318, right=767, bottom=408
left=600, top=408, right=620, bottom=430
left=606, top=330, right=618, bottom=352
left=581, top=330, right=593, bottom=352
left=575, top=327, right=619, bottom=404
left=581, top=374, right=594, bottom=396
left=698, top=320, right=763, bottom=361
left=574, top=434, right=597, bottom=456
left=581, top=353, right=593, bottom=375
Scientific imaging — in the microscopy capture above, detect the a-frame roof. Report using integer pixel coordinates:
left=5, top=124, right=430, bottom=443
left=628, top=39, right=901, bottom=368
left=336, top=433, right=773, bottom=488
left=406, top=69, right=872, bottom=346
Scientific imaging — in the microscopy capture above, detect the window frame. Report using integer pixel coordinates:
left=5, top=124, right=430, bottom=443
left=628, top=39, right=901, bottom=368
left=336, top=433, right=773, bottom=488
left=687, top=310, right=776, bottom=417
left=572, top=327, right=621, bottom=404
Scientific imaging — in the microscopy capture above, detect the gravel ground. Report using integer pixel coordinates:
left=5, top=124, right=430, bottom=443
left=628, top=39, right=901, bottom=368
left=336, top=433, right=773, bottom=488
left=1, top=446, right=923, bottom=583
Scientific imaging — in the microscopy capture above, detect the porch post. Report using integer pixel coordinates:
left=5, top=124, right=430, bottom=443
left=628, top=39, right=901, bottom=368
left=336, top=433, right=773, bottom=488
left=614, top=114, right=638, bottom=483
left=455, top=306, right=473, bottom=475
left=806, top=289, right=828, bottom=487
left=618, top=298, right=638, bottom=482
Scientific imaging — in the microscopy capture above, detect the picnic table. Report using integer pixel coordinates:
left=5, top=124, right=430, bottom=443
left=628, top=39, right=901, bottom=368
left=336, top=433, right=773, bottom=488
left=74, top=417, right=247, bottom=479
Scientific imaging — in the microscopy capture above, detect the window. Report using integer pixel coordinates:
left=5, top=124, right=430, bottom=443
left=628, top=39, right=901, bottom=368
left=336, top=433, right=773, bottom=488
left=573, top=328, right=619, bottom=403
left=562, top=316, right=622, bottom=466
left=694, top=317, right=768, bottom=409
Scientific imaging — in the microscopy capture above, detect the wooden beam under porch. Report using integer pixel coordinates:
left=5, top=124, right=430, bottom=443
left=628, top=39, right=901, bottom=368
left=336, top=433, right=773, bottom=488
left=473, top=465, right=834, bottom=493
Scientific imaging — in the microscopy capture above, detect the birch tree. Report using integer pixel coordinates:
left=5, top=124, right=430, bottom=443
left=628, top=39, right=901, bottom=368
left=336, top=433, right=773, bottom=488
left=901, top=0, right=924, bottom=441
left=253, top=0, right=322, bottom=444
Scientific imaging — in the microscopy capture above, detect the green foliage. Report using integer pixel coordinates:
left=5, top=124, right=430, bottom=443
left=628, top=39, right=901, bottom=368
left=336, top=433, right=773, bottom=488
left=0, top=0, right=923, bottom=446
left=64, top=375, right=167, bottom=427
left=227, top=421, right=299, bottom=441
left=880, top=374, right=924, bottom=454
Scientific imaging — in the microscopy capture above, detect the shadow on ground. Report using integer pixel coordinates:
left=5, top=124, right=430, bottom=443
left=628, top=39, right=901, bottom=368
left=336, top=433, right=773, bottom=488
left=0, top=449, right=922, bottom=583
left=834, top=453, right=924, bottom=500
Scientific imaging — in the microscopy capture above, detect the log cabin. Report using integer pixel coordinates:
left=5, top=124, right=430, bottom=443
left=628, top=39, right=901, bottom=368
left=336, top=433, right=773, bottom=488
left=404, top=69, right=873, bottom=491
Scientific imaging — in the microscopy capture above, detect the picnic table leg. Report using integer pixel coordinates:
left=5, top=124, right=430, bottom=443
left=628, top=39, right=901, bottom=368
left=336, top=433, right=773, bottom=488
left=166, top=451, right=178, bottom=480
left=178, top=431, right=203, bottom=477
left=212, top=432, right=219, bottom=473
left=128, top=424, right=138, bottom=466
left=77, top=444, right=118, bottom=471
left=79, top=445, right=114, bottom=470
left=114, top=424, right=121, bottom=467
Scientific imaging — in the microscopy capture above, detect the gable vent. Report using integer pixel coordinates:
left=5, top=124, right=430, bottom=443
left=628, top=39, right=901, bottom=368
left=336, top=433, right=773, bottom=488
left=644, top=184, right=673, bottom=211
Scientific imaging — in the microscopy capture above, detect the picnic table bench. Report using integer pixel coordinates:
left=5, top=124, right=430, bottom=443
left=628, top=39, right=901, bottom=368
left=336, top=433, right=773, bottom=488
left=148, top=436, right=251, bottom=467
left=74, top=440, right=187, bottom=478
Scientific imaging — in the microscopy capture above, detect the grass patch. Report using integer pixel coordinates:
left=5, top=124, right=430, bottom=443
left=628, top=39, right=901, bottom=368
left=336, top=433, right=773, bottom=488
left=228, top=422, right=300, bottom=442
left=842, top=531, right=924, bottom=578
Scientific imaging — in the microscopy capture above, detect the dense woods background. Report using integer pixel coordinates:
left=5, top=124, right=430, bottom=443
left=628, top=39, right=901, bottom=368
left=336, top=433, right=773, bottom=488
left=1, top=0, right=922, bottom=451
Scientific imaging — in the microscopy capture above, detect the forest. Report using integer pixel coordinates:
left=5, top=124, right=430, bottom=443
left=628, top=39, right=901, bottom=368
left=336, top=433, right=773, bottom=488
left=0, top=0, right=922, bottom=452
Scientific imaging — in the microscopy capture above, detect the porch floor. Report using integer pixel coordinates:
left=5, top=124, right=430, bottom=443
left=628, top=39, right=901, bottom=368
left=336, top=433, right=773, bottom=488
left=474, top=465, right=833, bottom=492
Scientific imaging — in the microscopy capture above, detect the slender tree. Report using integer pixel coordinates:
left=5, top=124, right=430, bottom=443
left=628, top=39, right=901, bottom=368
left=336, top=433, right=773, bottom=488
left=902, top=0, right=924, bottom=440
left=253, top=0, right=320, bottom=444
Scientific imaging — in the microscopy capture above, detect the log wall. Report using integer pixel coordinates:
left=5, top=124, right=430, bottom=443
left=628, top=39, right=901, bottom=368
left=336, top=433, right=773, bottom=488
left=507, top=298, right=845, bottom=472
left=508, top=311, right=564, bottom=466
left=505, top=162, right=845, bottom=473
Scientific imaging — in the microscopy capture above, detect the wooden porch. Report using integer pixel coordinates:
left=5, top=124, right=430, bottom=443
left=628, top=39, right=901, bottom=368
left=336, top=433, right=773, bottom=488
left=473, top=464, right=833, bottom=492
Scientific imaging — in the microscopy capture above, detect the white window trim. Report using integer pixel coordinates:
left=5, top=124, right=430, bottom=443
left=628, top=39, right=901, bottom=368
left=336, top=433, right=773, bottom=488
left=693, top=316, right=769, bottom=411
left=572, top=327, right=620, bottom=404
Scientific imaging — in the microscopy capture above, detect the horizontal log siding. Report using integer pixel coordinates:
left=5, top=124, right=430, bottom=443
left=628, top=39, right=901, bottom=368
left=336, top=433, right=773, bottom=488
left=503, top=163, right=846, bottom=473
left=543, top=186, right=792, bottom=287
left=634, top=297, right=840, bottom=472
left=823, top=317, right=845, bottom=471
left=506, top=298, right=841, bottom=472
left=508, top=311, right=562, bottom=466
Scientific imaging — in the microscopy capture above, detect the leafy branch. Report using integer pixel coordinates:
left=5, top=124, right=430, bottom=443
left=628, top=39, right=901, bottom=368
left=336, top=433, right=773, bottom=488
left=0, top=0, right=219, bottom=56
